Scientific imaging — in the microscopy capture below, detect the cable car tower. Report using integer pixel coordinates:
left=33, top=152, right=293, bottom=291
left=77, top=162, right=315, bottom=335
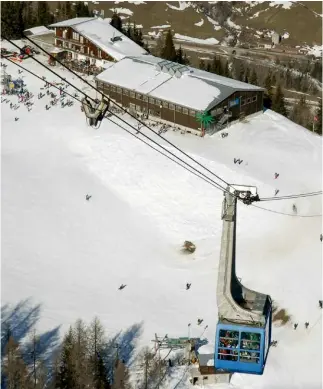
left=215, top=185, right=272, bottom=375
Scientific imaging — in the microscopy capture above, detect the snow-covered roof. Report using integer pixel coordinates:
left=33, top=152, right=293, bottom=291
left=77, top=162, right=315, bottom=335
left=49, top=17, right=95, bottom=28
left=49, top=17, right=147, bottom=61
left=96, top=55, right=264, bottom=111
left=23, top=26, right=54, bottom=36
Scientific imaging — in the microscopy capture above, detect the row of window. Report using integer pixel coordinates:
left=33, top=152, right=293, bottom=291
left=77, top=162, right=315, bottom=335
left=99, top=82, right=196, bottom=117
left=217, top=330, right=261, bottom=364
left=241, top=96, right=257, bottom=106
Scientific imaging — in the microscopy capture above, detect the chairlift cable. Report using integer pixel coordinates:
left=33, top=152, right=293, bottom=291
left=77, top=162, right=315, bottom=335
left=260, top=191, right=323, bottom=201
left=1, top=26, right=234, bottom=191
left=2, top=52, right=227, bottom=194
left=2, top=36, right=321, bottom=218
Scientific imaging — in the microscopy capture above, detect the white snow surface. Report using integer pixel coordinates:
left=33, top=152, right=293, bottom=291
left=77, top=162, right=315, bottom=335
left=306, top=45, right=323, bottom=58
left=194, top=18, right=204, bottom=27
left=282, top=31, right=290, bottom=39
left=206, top=15, right=222, bottom=31
left=2, top=46, right=323, bottom=389
left=109, top=7, right=133, bottom=15
left=269, top=1, right=293, bottom=9
left=174, top=33, right=219, bottom=45
left=151, top=24, right=171, bottom=29
left=226, top=17, right=242, bottom=30
left=166, top=1, right=191, bottom=11
left=23, top=26, right=54, bottom=36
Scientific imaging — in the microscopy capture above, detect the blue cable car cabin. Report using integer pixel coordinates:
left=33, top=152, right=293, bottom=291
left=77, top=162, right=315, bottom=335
left=215, top=185, right=272, bottom=375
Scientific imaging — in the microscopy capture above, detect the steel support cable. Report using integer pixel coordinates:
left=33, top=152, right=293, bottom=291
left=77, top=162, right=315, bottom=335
left=2, top=52, right=226, bottom=193
left=3, top=36, right=321, bottom=217
left=1, top=25, right=234, bottom=191
left=261, top=191, right=322, bottom=201
left=250, top=204, right=322, bottom=218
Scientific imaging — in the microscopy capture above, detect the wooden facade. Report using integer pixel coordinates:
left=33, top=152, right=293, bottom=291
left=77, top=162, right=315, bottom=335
left=54, top=27, right=115, bottom=62
left=96, top=78, right=264, bottom=133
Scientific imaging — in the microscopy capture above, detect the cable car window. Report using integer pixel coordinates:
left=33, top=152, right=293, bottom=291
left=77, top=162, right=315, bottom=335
left=217, top=348, right=238, bottom=361
left=219, top=330, right=239, bottom=348
left=240, top=332, right=261, bottom=350
left=239, top=351, right=260, bottom=364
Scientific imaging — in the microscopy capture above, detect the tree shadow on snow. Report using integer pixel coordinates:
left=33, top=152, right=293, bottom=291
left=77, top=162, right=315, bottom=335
left=1, top=298, right=60, bottom=365
left=103, top=321, right=143, bottom=381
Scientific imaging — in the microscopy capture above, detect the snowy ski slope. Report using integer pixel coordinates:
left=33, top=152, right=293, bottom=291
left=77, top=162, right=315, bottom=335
left=1, top=45, right=322, bottom=388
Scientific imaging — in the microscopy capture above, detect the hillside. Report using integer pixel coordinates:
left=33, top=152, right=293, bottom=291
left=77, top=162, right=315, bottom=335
left=81, top=1, right=323, bottom=49
left=2, top=45, right=323, bottom=388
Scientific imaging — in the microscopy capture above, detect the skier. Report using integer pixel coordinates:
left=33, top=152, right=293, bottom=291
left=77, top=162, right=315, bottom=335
left=305, top=322, right=309, bottom=329
left=118, top=284, right=126, bottom=290
left=186, top=283, right=191, bottom=290
left=14, top=117, right=19, bottom=121
left=293, top=323, right=298, bottom=330
left=197, top=318, right=203, bottom=325
left=85, top=194, right=92, bottom=201
left=320, top=234, right=322, bottom=242
left=319, top=300, right=322, bottom=309
left=274, top=173, right=279, bottom=179
left=292, top=204, right=297, bottom=214
left=274, top=189, right=279, bottom=196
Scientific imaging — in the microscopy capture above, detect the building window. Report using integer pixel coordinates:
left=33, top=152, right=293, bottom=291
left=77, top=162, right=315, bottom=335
left=155, top=99, right=161, bottom=105
left=136, top=93, right=142, bottom=100
left=129, top=103, right=136, bottom=111
left=136, top=105, right=141, bottom=111
left=72, top=32, right=79, bottom=41
left=183, top=108, right=188, bottom=114
left=241, top=99, right=246, bottom=106
left=176, top=105, right=182, bottom=112
left=111, top=86, right=116, bottom=92
left=123, top=89, right=129, bottom=96
left=97, top=81, right=103, bottom=89
left=189, top=110, right=195, bottom=117
left=130, top=91, right=135, bottom=98
left=149, top=97, right=155, bottom=104
left=169, top=103, right=175, bottom=110
left=143, top=96, right=148, bottom=102
left=163, top=101, right=168, bottom=108
left=117, top=87, right=122, bottom=93
left=80, top=46, right=84, bottom=53
left=98, top=49, right=102, bottom=58
left=247, top=98, right=251, bottom=104
left=80, top=36, right=84, bottom=44
left=252, top=96, right=257, bottom=102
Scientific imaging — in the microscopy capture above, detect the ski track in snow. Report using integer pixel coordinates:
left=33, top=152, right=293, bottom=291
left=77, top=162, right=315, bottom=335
left=1, top=43, right=322, bottom=388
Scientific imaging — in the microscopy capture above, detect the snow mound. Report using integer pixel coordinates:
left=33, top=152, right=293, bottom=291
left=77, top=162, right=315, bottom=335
left=174, top=33, right=219, bottom=45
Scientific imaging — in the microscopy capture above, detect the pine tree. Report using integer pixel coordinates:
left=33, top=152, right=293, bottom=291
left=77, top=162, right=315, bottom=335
left=73, top=319, right=93, bottom=388
left=1, top=2, right=26, bottom=39
left=199, top=59, right=206, bottom=70
left=206, top=62, right=211, bottom=72
left=154, top=32, right=164, bottom=57
left=250, top=68, right=258, bottom=85
left=74, top=2, right=90, bottom=17
left=23, top=2, right=36, bottom=30
left=161, top=30, right=177, bottom=62
left=55, top=328, right=77, bottom=389
left=110, top=13, right=123, bottom=32
left=175, top=46, right=184, bottom=64
left=316, top=102, right=322, bottom=135
left=64, top=1, right=73, bottom=19
left=238, top=61, right=245, bottom=81
left=2, top=336, right=32, bottom=389
left=37, top=1, right=53, bottom=26
left=211, top=56, right=222, bottom=75
left=272, top=84, right=287, bottom=116
left=244, top=67, right=250, bottom=83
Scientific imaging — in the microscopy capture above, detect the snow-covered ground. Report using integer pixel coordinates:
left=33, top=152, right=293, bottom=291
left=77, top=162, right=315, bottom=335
left=1, top=45, right=322, bottom=389
left=174, top=33, right=219, bottom=45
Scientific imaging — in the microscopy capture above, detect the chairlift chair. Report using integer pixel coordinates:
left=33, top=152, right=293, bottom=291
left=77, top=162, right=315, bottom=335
left=81, top=97, right=110, bottom=129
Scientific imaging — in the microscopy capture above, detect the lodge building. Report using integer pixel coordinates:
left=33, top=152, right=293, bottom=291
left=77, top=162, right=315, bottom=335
left=95, top=55, right=264, bottom=135
left=49, top=17, right=147, bottom=65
